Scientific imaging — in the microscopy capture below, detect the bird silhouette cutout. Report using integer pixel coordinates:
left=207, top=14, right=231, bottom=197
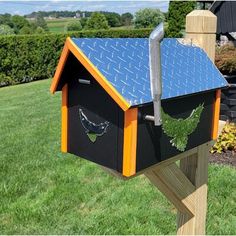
left=161, top=104, right=204, bottom=152
left=79, top=109, right=109, bottom=142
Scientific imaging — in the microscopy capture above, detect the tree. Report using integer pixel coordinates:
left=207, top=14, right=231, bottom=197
left=121, top=12, right=133, bottom=26
left=19, top=25, right=33, bottom=34
left=35, top=26, right=45, bottom=34
left=0, top=14, right=13, bottom=27
left=134, top=8, right=164, bottom=28
left=166, top=1, right=196, bottom=38
left=105, top=12, right=121, bottom=27
left=0, top=24, right=14, bottom=35
left=66, top=21, right=82, bottom=31
left=80, top=18, right=88, bottom=28
left=85, top=12, right=109, bottom=30
left=11, top=15, right=29, bottom=33
left=35, top=15, right=48, bottom=31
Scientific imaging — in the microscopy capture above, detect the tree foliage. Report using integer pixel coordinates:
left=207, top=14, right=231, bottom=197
left=80, top=18, right=88, bottom=28
left=0, top=14, right=13, bottom=27
left=66, top=21, right=82, bottom=32
left=35, top=26, right=45, bottom=34
left=0, top=14, right=38, bottom=34
left=105, top=12, right=121, bottom=27
left=11, top=15, right=30, bottom=33
left=19, top=26, right=33, bottom=35
left=85, top=12, right=109, bottom=30
left=0, top=24, right=15, bottom=35
left=121, top=12, right=133, bottom=26
left=134, top=8, right=164, bottom=28
left=166, top=1, right=196, bottom=38
left=35, top=15, right=48, bottom=31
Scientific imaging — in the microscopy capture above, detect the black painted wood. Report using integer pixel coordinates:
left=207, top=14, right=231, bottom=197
left=66, top=53, right=124, bottom=171
left=60, top=52, right=216, bottom=175
left=210, top=1, right=236, bottom=34
left=135, top=92, right=214, bottom=172
left=220, top=76, right=236, bottom=122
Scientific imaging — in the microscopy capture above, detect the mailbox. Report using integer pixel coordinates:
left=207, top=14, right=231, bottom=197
left=50, top=36, right=227, bottom=177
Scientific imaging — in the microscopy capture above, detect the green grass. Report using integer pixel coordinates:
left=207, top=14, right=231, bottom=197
left=0, top=79, right=236, bottom=234
left=46, top=18, right=79, bottom=32
left=45, top=18, right=134, bottom=33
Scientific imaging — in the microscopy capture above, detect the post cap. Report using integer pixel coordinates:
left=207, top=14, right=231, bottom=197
left=186, top=10, right=217, bottom=33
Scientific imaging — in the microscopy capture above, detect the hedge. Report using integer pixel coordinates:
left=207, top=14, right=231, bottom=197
left=0, top=28, right=152, bottom=87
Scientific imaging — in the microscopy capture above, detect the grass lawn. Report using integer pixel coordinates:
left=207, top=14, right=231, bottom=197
left=0, top=79, right=236, bottom=234
left=46, top=18, right=78, bottom=33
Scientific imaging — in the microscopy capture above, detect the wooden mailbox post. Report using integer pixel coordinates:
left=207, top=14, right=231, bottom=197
left=50, top=10, right=226, bottom=235
left=145, top=10, right=218, bottom=235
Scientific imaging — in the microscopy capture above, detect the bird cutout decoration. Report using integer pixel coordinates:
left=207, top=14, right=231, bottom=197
left=161, top=104, right=204, bottom=152
left=79, top=109, right=109, bottom=143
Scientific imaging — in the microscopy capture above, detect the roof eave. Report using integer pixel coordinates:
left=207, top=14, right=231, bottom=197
left=50, top=37, right=130, bottom=111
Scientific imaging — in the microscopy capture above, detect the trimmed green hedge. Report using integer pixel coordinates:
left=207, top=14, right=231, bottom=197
left=0, top=28, right=152, bottom=87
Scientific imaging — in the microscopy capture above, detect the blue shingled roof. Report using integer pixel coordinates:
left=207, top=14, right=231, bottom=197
left=72, top=38, right=227, bottom=106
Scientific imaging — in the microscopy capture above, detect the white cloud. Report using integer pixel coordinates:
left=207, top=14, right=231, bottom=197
left=0, top=0, right=169, bottom=15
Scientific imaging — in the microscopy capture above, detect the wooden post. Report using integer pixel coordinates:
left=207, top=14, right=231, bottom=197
left=145, top=10, right=217, bottom=235
left=145, top=143, right=211, bottom=235
left=185, top=10, right=217, bottom=61
left=177, top=10, right=217, bottom=235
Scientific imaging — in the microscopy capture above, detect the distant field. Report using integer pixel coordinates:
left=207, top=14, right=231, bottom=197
left=46, top=18, right=79, bottom=32
left=45, top=18, right=134, bottom=33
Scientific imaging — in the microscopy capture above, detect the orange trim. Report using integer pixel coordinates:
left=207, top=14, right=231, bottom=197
left=66, top=38, right=130, bottom=111
left=212, top=89, right=221, bottom=140
left=61, top=84, right=68, bottom=152
left=122, top=108, right=138, bottom=177
left=50, top=41, right=70, bottom=94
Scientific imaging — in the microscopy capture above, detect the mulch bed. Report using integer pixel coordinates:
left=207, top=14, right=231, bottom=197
left=209, top=151, right=236, bottom=168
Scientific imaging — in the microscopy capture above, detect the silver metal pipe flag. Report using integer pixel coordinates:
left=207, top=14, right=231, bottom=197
left=149, top=22, right=164, bottom=126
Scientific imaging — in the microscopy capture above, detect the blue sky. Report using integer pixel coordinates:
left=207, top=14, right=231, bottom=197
left=0, top=1, right=169, bottom=15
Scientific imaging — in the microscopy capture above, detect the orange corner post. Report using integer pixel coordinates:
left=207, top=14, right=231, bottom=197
left=212, top=89, right=221, bottom=140
left=50, top=40, right=70, bottom=94
left=122, top=108, right=138, bottom=177
left=61, top=84, right=68, bottom=152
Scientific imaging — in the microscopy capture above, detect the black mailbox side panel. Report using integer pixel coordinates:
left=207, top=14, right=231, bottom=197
left=65, top=54, right=124, bottom=172
left=136, top=91, right=215, bottom=172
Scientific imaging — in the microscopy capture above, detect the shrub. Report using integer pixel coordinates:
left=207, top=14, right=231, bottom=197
left=19, top=26, right=33, bottom=35
left=0, top=28, right=152, bottom=87
left=134, top=8, right=164, bottom=29
left=215, top=44, right=236, bottom=75
left=0, top=24, right=14, bottom=35
left=66, top=21, right=82, bottom=32
left=85, top=12, right=109, bottom=30
left=211, top=122, right=236, bottom=153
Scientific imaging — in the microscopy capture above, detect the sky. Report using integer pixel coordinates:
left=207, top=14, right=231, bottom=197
left=0, top=1, right=169, bottom=16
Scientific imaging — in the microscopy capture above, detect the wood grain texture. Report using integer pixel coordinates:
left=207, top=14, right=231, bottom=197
left=145, top=163, right=195, bottom=216
left=177, top=143, right=210, bottom=235
left=185, top=33, right=216, bottom=61
left=186, top=10, right=217, bottom=34
left=176, top=10, right=217, bottom=235
left=186, top=10, right=217, bottom=62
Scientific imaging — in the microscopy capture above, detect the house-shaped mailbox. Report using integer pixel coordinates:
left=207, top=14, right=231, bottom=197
left=50, top=37, right=227, bottom=177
